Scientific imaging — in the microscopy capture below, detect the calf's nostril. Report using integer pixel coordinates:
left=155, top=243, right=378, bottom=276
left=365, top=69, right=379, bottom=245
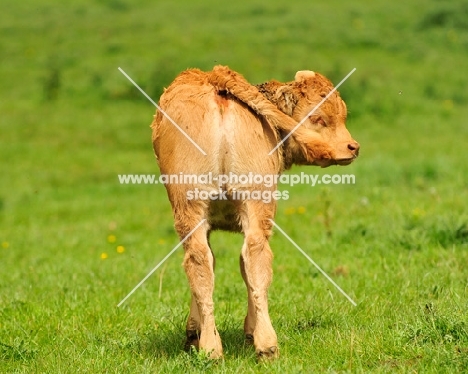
left=348, top=142, right=360, bottom=152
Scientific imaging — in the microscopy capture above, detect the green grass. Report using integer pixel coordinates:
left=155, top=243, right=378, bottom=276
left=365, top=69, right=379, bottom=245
left=1, top=0, right=467, bottom=372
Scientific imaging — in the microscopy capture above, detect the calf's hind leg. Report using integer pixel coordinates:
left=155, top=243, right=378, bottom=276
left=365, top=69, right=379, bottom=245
left=240, top=255, right=255, bottom=344
left=173, top=202, right=223, bottom=358
left=185, top=234, right=216, bottom=352
left=239, top=201, right=278, bottom=359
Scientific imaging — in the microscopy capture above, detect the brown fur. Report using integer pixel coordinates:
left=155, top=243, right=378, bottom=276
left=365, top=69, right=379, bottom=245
left=150, top=66, right=359, bottom=359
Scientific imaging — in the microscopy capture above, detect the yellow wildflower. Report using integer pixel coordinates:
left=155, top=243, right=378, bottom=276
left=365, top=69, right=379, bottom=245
left=285, top=207, right=296, bottom=215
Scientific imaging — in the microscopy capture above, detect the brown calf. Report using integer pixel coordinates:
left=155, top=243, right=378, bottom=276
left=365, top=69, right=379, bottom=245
left=151, top=66, right=359, bottom=359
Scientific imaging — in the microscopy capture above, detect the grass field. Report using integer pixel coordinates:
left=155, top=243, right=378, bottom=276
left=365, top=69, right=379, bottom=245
left=1, top=0, right=468, bottom=372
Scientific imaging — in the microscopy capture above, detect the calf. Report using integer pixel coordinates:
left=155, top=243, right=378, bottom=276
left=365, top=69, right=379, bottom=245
left=151, top=66, right=359, bottom=359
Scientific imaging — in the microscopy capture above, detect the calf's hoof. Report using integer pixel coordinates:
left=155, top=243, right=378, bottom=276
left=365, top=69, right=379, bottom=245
left=256, top=345, right=279, bottom=360
left=184, top=330, right=200, bottom=351
left=199, top=330, right=223, bottom=359
left=203, top=348, right=223, bottom=360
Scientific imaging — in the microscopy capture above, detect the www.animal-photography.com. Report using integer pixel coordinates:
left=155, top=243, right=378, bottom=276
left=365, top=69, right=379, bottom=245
left=1, top=0, right=467, bottom=372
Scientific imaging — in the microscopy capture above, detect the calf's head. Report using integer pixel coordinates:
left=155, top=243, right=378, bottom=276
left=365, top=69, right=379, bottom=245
left=265, top=71, right=359, bottom=168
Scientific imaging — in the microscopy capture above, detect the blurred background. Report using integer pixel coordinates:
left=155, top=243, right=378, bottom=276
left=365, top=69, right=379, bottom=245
left=2, top=0, right=467, bottom=230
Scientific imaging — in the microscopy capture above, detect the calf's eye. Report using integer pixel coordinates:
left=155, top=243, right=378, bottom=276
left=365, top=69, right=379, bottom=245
left=315, top=117, right=326, bottom=126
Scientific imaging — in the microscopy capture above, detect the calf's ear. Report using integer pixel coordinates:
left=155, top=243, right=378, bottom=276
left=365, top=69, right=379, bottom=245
left=295, top=70, right=316, bottom=81
left=274, top=86, right=298, bottom=116
left=273, top=71, right=315, bottom=115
